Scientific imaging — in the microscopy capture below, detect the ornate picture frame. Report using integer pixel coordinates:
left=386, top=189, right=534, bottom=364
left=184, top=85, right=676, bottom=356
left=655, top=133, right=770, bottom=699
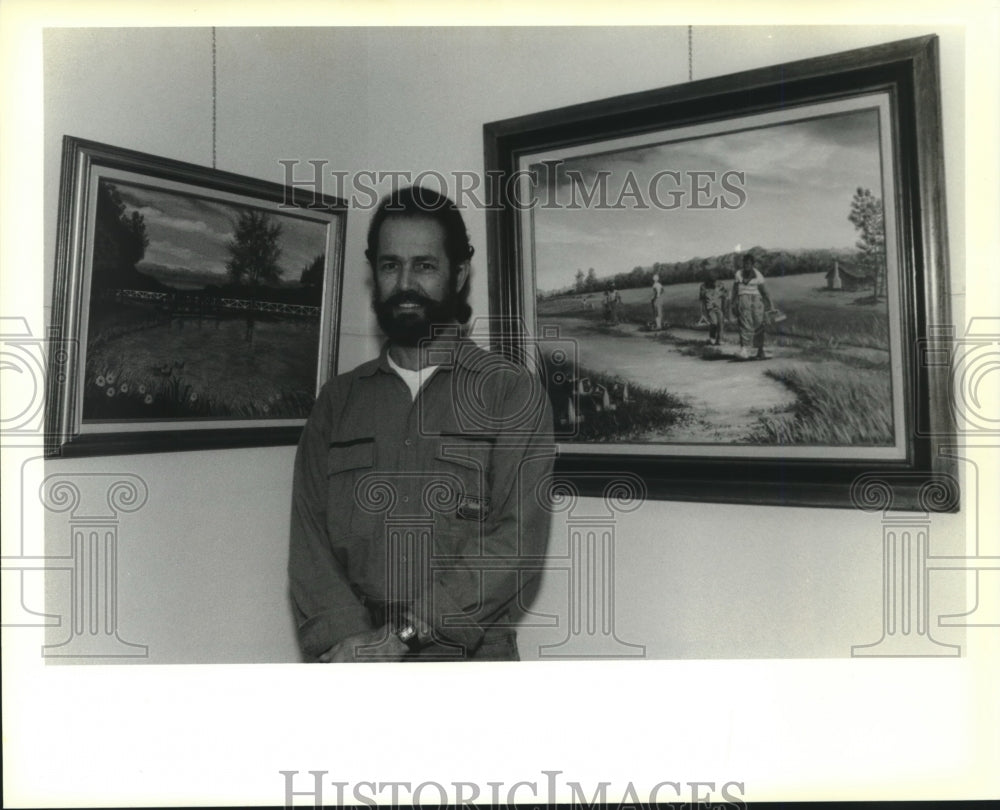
left=45, top=136, right=347, bottom=456
left=484, top=36, right=956, bottom=510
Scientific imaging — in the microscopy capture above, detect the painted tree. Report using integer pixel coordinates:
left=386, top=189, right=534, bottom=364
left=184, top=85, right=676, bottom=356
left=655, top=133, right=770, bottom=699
left=299, top=253, right=325, bottom=288
left=91, top=181, right=150, bottom=291
left=226, top=209, right=283, bottom=289
left=226, top=209, right=283, bottom=345
left=848, top=187, right=887, bottom=299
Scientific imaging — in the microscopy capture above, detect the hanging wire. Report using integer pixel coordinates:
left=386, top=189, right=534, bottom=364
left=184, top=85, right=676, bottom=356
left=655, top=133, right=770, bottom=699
left=688, top=25, right=693, bottom=81
left=211, top=27, right=217, bottom=169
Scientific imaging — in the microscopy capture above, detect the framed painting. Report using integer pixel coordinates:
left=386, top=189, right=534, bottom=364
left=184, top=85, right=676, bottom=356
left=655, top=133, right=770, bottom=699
left=484, top=36, right=957, bottom=510
left=45, top=136, right=347, bottom=456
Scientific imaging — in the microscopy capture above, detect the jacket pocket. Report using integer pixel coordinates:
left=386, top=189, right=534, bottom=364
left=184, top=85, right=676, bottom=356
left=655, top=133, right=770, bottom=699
left=327, top=437, right=375, bottom=475
left=434, top=434, right=494, bottom=514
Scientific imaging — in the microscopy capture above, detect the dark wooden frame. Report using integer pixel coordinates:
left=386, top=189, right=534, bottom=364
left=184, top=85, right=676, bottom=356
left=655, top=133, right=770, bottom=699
left=45, top=136, right=348, bottom=457
left=483, top=35, right=957, bottom=511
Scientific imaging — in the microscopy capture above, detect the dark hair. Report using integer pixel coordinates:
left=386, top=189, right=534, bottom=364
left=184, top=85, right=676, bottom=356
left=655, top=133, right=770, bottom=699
left=365, top=186, right=474, bottom=323
left=741, top=253, right=757, bottom=270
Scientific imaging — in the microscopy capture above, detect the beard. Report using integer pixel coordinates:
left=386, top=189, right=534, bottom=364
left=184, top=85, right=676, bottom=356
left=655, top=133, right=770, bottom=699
left=372, top=289, right=461, bottom=347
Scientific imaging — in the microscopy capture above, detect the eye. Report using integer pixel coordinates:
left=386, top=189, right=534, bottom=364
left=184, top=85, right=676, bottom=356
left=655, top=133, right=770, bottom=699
left=415, top=261, right=438, bottom=272
left=378, top=260, right=399, bottom=273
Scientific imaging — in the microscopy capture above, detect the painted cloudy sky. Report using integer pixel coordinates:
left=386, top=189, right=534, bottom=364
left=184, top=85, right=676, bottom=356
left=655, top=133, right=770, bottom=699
left=531, top=107, right=885, bottom=293
left=108, top=180, right=328, bottom=285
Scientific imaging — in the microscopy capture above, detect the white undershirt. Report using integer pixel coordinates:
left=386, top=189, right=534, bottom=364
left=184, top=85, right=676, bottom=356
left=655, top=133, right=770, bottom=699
left=386, top=353, right=440, bottom=401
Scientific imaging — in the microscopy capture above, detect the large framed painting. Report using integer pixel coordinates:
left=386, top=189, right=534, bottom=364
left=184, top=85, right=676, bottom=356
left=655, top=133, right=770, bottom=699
left=484, top=36, right=956, bottom=510
left=45, top=137, right=347, bottom=456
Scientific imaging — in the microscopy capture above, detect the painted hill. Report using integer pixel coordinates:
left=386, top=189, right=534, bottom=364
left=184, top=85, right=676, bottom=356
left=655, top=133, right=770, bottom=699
left=543, top=246, right=862, bottom=297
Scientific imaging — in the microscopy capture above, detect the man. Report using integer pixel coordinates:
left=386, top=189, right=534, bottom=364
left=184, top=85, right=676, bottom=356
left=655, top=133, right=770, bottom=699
left=288, top=186, right=555, bottom=662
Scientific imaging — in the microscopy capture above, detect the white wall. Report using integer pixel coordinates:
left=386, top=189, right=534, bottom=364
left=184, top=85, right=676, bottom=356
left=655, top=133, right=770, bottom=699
left=41, top=25, right=969, bottom=663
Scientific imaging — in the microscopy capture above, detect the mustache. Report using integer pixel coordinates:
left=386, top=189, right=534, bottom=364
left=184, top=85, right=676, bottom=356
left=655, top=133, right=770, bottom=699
left=382, top=291, right=437, bottom=308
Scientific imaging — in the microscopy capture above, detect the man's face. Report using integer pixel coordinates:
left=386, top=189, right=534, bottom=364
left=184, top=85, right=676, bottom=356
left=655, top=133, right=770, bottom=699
left=371, top=215, right=469, bottom=346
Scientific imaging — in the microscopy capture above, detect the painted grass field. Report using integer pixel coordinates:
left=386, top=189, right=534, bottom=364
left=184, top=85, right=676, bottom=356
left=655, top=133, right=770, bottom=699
left=749, top=365, right=894, bottom=445
left=84, top=304, right=319, bottom=421
left=537, top=273, right=895, bottom=446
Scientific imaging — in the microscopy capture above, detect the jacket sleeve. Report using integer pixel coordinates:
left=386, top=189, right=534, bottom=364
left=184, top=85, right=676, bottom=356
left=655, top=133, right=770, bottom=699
left=288, top=383, right=373, bottom=660
left=409, top=365, right=556, bottom=654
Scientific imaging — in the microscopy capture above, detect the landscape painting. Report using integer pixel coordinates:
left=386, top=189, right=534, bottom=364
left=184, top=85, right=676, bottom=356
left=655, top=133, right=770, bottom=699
left=523, top=100, right=904, bottom=458
left=486, top=37, right=953, bottom=508
left=84, top=179, right=330, bottom=423
left=47, top=138, right=346, bottom=455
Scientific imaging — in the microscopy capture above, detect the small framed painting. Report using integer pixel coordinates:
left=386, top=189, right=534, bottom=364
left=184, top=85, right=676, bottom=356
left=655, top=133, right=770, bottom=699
left=46, top=137, right=347, bottom=456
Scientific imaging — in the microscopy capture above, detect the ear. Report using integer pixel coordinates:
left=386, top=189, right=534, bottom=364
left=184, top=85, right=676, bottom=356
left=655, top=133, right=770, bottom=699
left=454, top=260, right=470, bottom=292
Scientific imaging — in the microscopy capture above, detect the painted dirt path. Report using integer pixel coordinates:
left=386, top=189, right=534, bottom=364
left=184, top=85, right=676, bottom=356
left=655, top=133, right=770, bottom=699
left=542, top=316, right=811, bottom=443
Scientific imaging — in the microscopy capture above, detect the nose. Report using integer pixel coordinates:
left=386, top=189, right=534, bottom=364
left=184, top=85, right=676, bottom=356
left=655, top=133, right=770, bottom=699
left=395, top=261, right=416, bottom=292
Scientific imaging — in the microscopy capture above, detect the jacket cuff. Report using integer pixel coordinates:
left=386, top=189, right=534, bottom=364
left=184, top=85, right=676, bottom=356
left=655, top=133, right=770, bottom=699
left=297, top=607, right=373, bottom=661
left=408, top=588, right=485, bottom=656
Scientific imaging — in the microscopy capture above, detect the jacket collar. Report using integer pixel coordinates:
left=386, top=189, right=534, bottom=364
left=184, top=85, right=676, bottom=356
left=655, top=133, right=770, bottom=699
left=358, top=332, right=484, bottom=378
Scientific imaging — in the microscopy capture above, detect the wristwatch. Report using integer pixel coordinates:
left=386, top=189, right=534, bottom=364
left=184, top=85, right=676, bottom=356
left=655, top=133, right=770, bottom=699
left=394, top=622, right=422, bottom=653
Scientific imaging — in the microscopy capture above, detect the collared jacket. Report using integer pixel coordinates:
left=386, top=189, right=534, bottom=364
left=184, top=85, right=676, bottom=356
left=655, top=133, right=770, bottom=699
left=289, top=338, right=555, bottom=660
